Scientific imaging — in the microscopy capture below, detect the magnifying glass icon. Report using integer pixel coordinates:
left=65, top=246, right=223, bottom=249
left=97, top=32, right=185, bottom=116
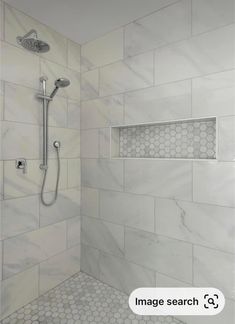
left=207, top=298, right=215, bottom=306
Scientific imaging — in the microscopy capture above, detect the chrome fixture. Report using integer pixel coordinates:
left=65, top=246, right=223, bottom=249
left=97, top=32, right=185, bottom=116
left=16, top=29, right=50, bottom=53
left=15, top=158, right=27, bottom=174
left=37, top=76, right=70, bottom=206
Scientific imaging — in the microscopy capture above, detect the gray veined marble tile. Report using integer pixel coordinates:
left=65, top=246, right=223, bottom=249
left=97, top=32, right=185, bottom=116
left=67, top=216, right=81, bottom=248
left=4, top=160, right=41, bottom=199
left=2, top=121, right=40, bottom=160
left=68, top=158, right=81, bottom=188
left=68, top=39, right=81, bottom=72
left=81, top=129, right=99, bottom=158
left=81, top=69, right=99, bottom=100
left=192, top=70, right=235, bottom=118
left=99, top=252, right=155, bottom=295
left=124, top=80, right=192, bottom=124
left=2, top=195, right=39, bottom=239
left=155, top=198, right=235, bottom=254
left=155, top=24, right=235, bottom=85
left=81, top=187, right=99, bottom=218
left=99, top=128, right=111, bottom=158
left=192, top=0, right=235, bottom=35
left=39, top=246, right=80, bottom=294
left=1, top=41, right=40, bottom=89
left=40, top=189, right=80, bottom=227
left=81, top=94, right=124, bottom=129
left=81, top=216, right=124, bottom=257
left=156, top=272, right=191, bottom=288
left=99, top=190, right=155, bottom=232
left=193, top=161, right=235, bottom=207
left=4, top=82, right=40, bottom=125
left=81, top=29, right=123, bottom=71
left=48, top=95, right=67, bottom=128
left=3, top=221, right=67, bottom=278
left=81, top=244, right=100, bottom=280
left=125, top=0, right=191, bottom=57
left=1, top=266, right=39, bottom=320
left=125, top=228, right=193, bottom=283
left=4, top=4, right=67, bottom=66
left=218, top=116, right=235, bottom=162
left=124, top=160, right=192, bottom=201
left=68, top=99, right=80, bottom=129
left=194, top=245, right=235, bottom=300
left=81, top=158, right=123, bottom=191
left=100, top=51, right=154, bottom=96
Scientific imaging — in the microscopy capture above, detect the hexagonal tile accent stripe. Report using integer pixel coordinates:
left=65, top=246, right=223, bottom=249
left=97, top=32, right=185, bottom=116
left=119, top=119, right=216, bottom=159
left=2, top=272, right=185, bottom=324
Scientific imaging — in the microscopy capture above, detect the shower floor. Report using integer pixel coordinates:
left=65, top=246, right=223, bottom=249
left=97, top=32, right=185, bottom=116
left=2, top=272, right=184, bottom=324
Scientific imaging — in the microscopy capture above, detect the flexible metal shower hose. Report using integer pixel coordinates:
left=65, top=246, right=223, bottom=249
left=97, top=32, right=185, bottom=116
left=40, top=147, right=60, bottom=206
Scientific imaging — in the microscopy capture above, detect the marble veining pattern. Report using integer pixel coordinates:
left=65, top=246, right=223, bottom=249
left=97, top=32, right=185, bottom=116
left=119, top=119, right=216, bottom=159
left=2, top=272, right=185, bottom=324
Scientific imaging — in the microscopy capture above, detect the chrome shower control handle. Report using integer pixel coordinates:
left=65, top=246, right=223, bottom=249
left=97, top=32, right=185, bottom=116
left=16, top=158, right=27, bottom=174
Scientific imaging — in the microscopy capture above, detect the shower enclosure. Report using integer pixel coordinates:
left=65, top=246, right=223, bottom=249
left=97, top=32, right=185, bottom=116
left=0, top=0, right=234, bottom=323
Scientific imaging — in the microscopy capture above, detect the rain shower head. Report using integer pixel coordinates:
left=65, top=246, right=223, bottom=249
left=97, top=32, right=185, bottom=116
left=17, top=29, right=50, bottom=53
left=50, top=78, right=71, bottom=98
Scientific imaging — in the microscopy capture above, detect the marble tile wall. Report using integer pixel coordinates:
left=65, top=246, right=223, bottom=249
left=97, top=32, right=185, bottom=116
left=0, top=1, right=81, bottom=319
left=80, top=1, right=235, bottom=323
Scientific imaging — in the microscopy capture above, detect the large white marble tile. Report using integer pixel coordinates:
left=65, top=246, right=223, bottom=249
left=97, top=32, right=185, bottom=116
left=99, top=252, right=155, bottom=295
left=81, top=95, right=124, bottom=129
left=4, top=4, right=67, bottom=66
left=100, top=52, right=154, bottom=96
left=125, top=160, right=192, bottom=200
left=81, top=69, right=99, bottom=100
left=81, top=216, right=124, bottom=257
left=40, top=59, right=80, bottom=100
left=39, top=246, right=80, bottom=294
left=68, top=39, right=81, bottom=72
left=68, top=99, right=80, bottom=129
left=1, top=41, right=40, bottom=89
left=81, top=244, right=100, bottom=280
left=155, top=198, right=235, bottom=253
left=47, top=127, right=80, bottom=159
left=68, top=158, right=81, bottom=188
left=2, top=121, right=40, bottom=160
left=192, top=70, right=235, bottom=117
left=4, top=159, right=41, bottom=199
left=99, top=128, right=110, bottom=158
left=4, top=82, right=40, bottom=124
left=156, top=272, right=190, bottom=287
left=81, top=129, right=99, bottom=158
left=81, top=187, right=99, bottom=218
left=194, top=246, right=235, bottom=299
left=3, top=221, right=67, bottom=278
left=125, top=0, right=191, bottom=57
left=124, top=80, right=191, bottom=124
left=67, top=216, right=81, bottom=248
left=0, top=161, right=3, bottom=200
left=48, top=95, right=67, bottom=128
left=193, top=161, right=235, bottom=207
left=1, top=266, right=39, bottom=320
left=192, top=0, right=235, bottom=35
left=40, top=189, right=80, bottom=227
left=81, top=29, right=123, bottom=71
left=2, top=195, right=39, bottom=239
left=155, top=24, right=235, bottom=85
left=218, top=116, right=235, bottom=161
left=0, top=0, right=3, bottom=40
left=0, top=81, right=4, bottom=120
left=81, top=158, right=123, bottom=191
left=125, top=228, right=193, bottom=283
left=100, top=190, right=154, bottom=232
left=176, top=298, right=235, bottom=324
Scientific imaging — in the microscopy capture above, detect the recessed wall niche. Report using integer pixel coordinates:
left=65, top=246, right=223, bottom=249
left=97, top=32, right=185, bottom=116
left=111, top=117, right=216, bottom=160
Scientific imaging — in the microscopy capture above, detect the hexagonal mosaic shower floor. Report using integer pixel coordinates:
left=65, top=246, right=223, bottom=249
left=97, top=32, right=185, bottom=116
left=2, top=272, right=185, bottom=324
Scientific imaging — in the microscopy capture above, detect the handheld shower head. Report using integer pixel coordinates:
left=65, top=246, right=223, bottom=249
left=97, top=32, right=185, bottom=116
left=49, top=78, right=71, bottom=98
left=17, top=29, right=50, bottom=53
